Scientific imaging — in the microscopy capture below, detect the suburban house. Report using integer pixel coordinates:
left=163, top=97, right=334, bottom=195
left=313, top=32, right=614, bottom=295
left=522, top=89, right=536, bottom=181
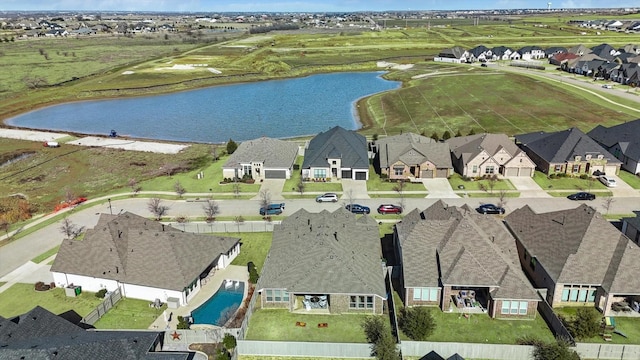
left=222, top=137, right=299, bottom=180
left=515, top=127, right=621, bottom=176
left=51, top=212, right=240, bottom=306
left=394, top=201, right=540, bottom=319
left=434, top=46, right=469, bottom=63
left=374, top=133, right=452, bottom=180
left=517, top=46, right=545, bottom=60
left=491, top=46, right=517, bottom=60
left=257, top=208, right=387, bottom=314
left=504, top=205, right=640, bottom=315
left=588, top=119, right=640, bottom=175
left=446, top=133, right=536, bottom=177
left=0, top=306, right=194, bottom=359
left=468, top=45, right=492, bottom=62
left=621, top=212, right=640, bottom=245
left=302, top=126, right=369, bottom=181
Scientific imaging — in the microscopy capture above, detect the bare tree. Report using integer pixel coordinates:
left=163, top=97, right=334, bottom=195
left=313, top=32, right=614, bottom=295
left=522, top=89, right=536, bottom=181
left=487, top=175, right=498, bottom=194
left=202, top=199, right=219, bottom=222
left=393, top=180, right=406, bottom=211
left=295, top=179, right=306, bottom=196
left=128, top=178, right=141, bottom=196
left=232, top=181, right=241, bottom=198
left=174, top=180, right=186, bottom=198
left=64, top=188, right=75, bottom=203
left=0, top=219, right=9, bottom=238
left=345, top=189, right=355, bottom=208
left=234, top=215, right=245, bottom=233
left=259, top=190, right=271, bottom=211
left=497, top=190, right=508, bottom=209
left=602, top=196, right=615, bottom=215
left=148, top=198, right=169, bottom=220
left=59, top=217, right=84, bottom=240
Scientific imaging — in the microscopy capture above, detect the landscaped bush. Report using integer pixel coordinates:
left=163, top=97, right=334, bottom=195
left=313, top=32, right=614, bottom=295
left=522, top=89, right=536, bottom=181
left=398, top=306, right=436, bottom=341
left=177, top=315, right=190, bottom=329
left=248, top=262, right=259, bottom=284
left=579, top=174, right=589, bottom=180
left=222, top=333, right=237, bottom=350
left=95, top=289, right=108, bottom=298
left=563, top=307, right=601, bottom=340
left=34, top=281, right=50, bottom=291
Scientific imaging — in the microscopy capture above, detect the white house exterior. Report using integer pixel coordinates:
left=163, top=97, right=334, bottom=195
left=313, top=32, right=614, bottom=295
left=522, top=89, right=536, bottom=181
left=222, top=137, right=299, bottom=180
left=51, top=212, right=240, bottom=306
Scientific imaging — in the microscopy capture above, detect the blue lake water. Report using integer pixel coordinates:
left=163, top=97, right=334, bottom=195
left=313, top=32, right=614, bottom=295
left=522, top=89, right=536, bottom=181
left=7, top=72, right=400, bottom=143
left=192, top=281, right=244, bottom=326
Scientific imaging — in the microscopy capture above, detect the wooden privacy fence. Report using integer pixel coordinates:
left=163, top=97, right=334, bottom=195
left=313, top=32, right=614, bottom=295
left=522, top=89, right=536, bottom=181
left=82, top=288, right=122, bottom=325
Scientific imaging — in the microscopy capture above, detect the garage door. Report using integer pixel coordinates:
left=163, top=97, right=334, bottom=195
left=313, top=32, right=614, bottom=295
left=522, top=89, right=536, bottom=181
left=436, top=169, right=449, bottom=178
left=519, top=168, right=533, bottom=177
left=504, top=168, right=519, bottom=177
left=341, top=170, right=352, bottom=179
left=421, top=170, right=434, bottom=178
left=264, top=170, right=287, bottom=179
left=604, top=165, right=618, bottom=176
left=355, top=171, right=367, bottom=180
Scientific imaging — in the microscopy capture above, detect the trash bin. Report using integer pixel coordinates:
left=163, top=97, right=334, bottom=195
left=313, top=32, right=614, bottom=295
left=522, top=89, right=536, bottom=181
left=74, top=286, right=82, bottom=296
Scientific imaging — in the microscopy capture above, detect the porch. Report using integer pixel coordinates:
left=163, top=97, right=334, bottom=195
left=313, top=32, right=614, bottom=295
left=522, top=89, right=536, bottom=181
left=448, top=289, right=488, bottom=315
left=292, top=294, right=330, bottom=314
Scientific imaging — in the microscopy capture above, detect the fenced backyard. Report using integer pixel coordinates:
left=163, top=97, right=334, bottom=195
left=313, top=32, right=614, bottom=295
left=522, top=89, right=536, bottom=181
left=82, top=288, right=122, bottom=325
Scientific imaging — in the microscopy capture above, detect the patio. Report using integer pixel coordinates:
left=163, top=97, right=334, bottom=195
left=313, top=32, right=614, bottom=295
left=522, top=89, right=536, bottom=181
left=293, top=295, right=330, bottom=314
left=449, top=289, right=487, bottom=314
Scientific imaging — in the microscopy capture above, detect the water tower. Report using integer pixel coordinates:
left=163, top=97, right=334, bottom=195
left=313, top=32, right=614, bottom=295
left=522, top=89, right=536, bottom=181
left=547, top=2, right=552, bottom=10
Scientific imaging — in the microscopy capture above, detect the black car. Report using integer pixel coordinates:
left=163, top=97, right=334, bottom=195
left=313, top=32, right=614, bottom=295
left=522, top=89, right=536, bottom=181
left=345, top=204, right=371, bottom=214
left=567, top=192, right=596, bottom=201
left=476, top=204, right=505, bottom=215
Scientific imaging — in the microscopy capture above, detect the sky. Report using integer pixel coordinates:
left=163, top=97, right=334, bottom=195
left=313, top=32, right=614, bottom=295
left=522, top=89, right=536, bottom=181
left=1, top=1, right=638, bottom=13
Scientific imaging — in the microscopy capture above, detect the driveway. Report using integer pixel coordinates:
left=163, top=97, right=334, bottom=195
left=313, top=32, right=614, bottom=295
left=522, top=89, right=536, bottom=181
left=508, top=177, right=552, bottom=198
left=341, top=179, right=370, bottom=200
left=252, top=179, right=286, bottom=201
left=608, top=175, right=639, bottom=198
left=422, top=178, right=458, bottom=198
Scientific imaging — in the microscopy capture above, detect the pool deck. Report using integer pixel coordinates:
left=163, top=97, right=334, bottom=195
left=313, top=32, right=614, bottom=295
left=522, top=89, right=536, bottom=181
left=148, top=265, right=249, bottom=330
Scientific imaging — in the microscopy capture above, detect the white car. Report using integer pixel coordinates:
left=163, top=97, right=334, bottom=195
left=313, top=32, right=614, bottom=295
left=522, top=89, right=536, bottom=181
left=599, top=176, right=617, bottom=187
left=315, top=193, right=339, bottom=202
left=602, top=84, right=613, bottom=89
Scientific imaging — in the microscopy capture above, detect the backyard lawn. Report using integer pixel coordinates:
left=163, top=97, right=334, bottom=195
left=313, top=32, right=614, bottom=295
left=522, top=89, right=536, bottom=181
left=618, top=170, right=640, bottom=189
left=0, top=283, right=102, bottom=318
left=229, top=232, right=273, bottom=273
left=245, top=309, right=369, bottom=343
left=555, top=306, right=640, bottom=345
left=532, top=171, right=608, bottom=191
left=448, top=174, right=515, bottom=192
left=93, top=298, right=166, bottom=330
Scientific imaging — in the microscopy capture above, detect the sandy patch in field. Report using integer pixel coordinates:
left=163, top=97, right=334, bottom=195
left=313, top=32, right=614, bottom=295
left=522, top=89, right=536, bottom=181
left=412, top=70, right=461, bottom=79
left=207, top=68, right=222, bottom=74
left=0, top=129, right=69, bottom=142
left=377, top=61, right=414, bottom=70
left=122, top=70, right=135, bottom=75
left=67, top=136, right=189, bottom=154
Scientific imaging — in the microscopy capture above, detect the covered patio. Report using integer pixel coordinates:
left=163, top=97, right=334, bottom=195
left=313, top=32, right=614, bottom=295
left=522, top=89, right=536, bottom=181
left=448, top=288, right=488, bottom=314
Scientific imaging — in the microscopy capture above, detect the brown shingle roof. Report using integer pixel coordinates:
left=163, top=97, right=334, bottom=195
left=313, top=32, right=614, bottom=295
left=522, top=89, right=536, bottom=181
left=51, top=212, right=239, bottom=291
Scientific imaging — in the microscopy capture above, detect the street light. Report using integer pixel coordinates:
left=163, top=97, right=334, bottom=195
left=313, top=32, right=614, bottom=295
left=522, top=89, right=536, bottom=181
left=108, top=198, right=113, bottom=215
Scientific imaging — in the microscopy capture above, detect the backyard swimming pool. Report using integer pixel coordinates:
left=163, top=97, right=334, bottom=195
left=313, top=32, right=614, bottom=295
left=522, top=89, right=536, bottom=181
left=192, top=280, right=245, bottom=326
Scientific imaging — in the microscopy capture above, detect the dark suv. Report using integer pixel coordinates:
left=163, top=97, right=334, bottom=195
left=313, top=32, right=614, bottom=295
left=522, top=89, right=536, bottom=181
left=259, top=203, right=285, bottom=216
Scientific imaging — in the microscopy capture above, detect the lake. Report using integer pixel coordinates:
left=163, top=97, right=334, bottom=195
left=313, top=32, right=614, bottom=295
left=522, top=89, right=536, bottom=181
left=7, top=72, right=400, bottom=143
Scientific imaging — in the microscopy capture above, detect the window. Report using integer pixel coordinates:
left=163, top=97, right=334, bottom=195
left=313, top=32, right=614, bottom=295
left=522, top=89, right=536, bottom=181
left=572, top=164, right=580, bottom=173
left=265, top=289, right=289, bottom=303
left=332, top=160, right=337, bottom=165
left=554, top=165, right=562, bottom=172
left=501, top=300, right=528, bottom=315
left=243, top=165, right=252, bottom=177
left=350, top=295, right=374, bottom=309
left=413, top=288, right=438, bottom=301
left=472, top=165, right=478, bottom=174
left=519, top=301, right=528, bottom=315
left=313, top=169, right=326, bottom=178
left=561, top=285, right=597, bottom=304
left=394, top=166, right=404, bottom=176
left=485, top=166, right=495, bottom=175
left=585, top=154, right=592, bottom=160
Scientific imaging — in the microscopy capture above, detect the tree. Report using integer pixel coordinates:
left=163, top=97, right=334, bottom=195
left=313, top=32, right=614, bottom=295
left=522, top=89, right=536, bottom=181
left=232, top=181, right=241, bottom=198
left=0, top=219, right=9, bottom=238
left=295, top=179, right=306, bottom=196
left=362, top=316, right=387, bottom=344
left=222, top=333, right=237, bottom=350
left=455, top=129, right=464, bottom=137
left=497, top=189, right=509, bottom=209
left=566, top=307, right=600, bottom=340
left=233, top=215, right=245, bottom=232
left=468, top=128, right=476, bottom=135
left=128, top=178, right=141, bottom=195
left=442, top=130, right=452, bottom=140
left=147, top=198, right=169, bottom=220
left=602, top=196, right=615, bottom=215
left=64, top=187, right=76, bottom=203
left=160, top=163, right=180, bottom=177
left=398, top=306, right=436, bottom=341
left=392, top=180, right=406, bottom=211
left=202, top=199, right=219, bottom=222
left=362, top=316, right=400, bottom=360
left=487, top=174, right=498, bottom=194
left=59, top=217, right=84, bottom=240
left=173, top=180, right=186, bottom=198
left=22, top=76, right=48, bottom=89
left=372, top=331, right=401, bottom=360
left=226, top=138, right=238, bottom=154
left=259, top=189, right=271, bottom=213
left=248, top=261, right=259, bottom=284
left=533, top=338, right=581, bottom=360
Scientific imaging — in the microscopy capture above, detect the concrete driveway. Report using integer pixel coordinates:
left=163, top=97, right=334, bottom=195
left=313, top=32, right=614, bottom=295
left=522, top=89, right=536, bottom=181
left=508, top=177, right=552, bottom=198
left=608, top=174, right=639, bottom=197
left=422, top=178, right=459, bottom=198
left=252, top=179, right=286, bottom=201
left=341, top=179, right=370, bottom=200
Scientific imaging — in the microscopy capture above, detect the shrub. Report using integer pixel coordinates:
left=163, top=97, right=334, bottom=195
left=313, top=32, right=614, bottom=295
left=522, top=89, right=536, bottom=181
left=566, top=307, right=600, bottom=339
left=95, top=289, right=108, bottom=298
left=223, top=334, right=237, bottom=350
left=398, top=306, right=436, bottom=341
left=579, top=174, right=589, bottom=180
left=177, top=315, right=190, bottom=329
left=248, top=264, right=259, bottom=284
left=215, top=348, right=230, bottom=360
left=533, top=338, right=581, bottom=360
left=34, top=281, right=50, bottom=291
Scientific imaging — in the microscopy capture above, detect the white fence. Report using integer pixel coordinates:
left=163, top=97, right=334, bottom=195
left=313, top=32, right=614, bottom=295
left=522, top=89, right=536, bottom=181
left=168, top=221, right=280, bottom=233
left=575, top=343, right=640, bottom=360
left=237, top=340, right=373, bottom=358
left=401, top=341, right=534, bottom=360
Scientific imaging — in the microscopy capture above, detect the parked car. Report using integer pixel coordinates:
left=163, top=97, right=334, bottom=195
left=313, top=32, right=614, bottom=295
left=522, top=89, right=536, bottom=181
left=260, top=203, right=285, bottom=216
left=377, top=204, right=403, bottom=214
left=599, top=176, right=617, bottom=188
left=567, top=192, right=596, bottom=201
left=316, top=193, right=338, bottom=202
left=480, top=63, right=488, bottom=67
left=602, top=84, right=613, bottom=89
left=476, top=204, right=505, bottom=215
left=345, top=204, right=370, bottom=214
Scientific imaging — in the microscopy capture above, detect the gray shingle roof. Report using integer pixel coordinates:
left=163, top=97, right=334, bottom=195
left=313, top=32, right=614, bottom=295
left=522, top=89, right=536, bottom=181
left=504, top=205, right=640, bottom=294
left=302, top=126, right=368, bottom=170
left=257, top=208, right=386, bottom=298
left=515, top=127, right=622, bottom=164
left=376, top=133, right=451, bottom=169
left=396, top=202, right=537, bottom=301
left=446, top=133, right=527, bottom=165
left=0, top=306, right=191, bottom=360
left=51, top=212, right=239, bottom=291
left=588, top=119, right=640, bottom=162
left=222, top=136, right=298, bottom=169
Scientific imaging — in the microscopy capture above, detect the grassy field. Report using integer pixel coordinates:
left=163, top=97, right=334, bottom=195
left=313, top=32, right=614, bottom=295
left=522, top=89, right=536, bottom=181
left=31, top=245, right=60, bottom=263
left=0, top=283, right=102, bottom=318
left=618, top=170, right=640, bottom=189
left=93, top=298, right=166, bottom=329
left=229, top=232, right=273, bottom=273
left=555, top=306, right=640, bottom=345
left=532, top=171, right=609, bottom=191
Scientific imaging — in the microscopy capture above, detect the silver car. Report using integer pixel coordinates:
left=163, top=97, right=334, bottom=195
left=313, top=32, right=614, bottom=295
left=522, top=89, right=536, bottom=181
left=316, top=193, right=338, bottom=202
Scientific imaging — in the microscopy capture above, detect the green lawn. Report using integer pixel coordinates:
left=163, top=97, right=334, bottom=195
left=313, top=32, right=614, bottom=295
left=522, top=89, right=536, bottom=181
left=31, top=245, right=60, bottom=264
left=618, top=170, right=640, bottom=189
left=532, top=171, right=607, bottom=191
left=229, top=232, right=273, bottom=273
left=369, top=193, right=427, bottom=198
left=282, top=156, right=343, bottom=194
left=465, top=192, right=520, bottom=198
left=93, top=298, right=166, bottom=329
left=0, top=283, right=102, bottom=318
left=555, top=306, right=640, bottom=345
left=367, top=167, right=426, bottom=192
left=448, top=174, right=515, bottom=192
left=548, top=191, right=613, bottom=198
left=245, top=309, right=369, bottom=343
